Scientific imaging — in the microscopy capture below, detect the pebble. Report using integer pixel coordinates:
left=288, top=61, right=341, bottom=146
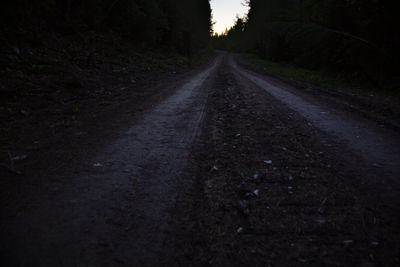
left=343, top=240, right=353, bottom=245
left=237, top=200, right=250, bottom=215
left=371, top=241, right=379, bottom=247
left=11, top=154, right=27, bottom=161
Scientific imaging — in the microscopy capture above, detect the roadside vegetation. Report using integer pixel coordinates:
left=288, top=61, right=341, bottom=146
left=240, top=53, right=348, bottom=89
left=213, top=0, right=400, bottom=94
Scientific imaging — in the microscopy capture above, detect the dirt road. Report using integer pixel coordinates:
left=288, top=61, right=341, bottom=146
left=1, top=53, right=399, bottom=266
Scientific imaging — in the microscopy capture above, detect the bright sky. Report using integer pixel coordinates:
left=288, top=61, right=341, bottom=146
left=210, top=0, right=249, bottom=35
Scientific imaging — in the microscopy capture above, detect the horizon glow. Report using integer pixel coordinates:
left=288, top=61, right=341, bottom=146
left=210, top=0, right=249, bottom=35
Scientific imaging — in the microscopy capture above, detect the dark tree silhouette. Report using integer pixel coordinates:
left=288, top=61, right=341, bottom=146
left=213, top=0, right=400, bottom=89
left=0, top=0, right=212, bottom=54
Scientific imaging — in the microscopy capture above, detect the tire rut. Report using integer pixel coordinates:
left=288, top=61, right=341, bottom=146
left=231, top=56, right=400, bottom=179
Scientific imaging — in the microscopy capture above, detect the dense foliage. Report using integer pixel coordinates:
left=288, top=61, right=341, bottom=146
left=214, top=0, right=400, bottom=88
left=0, top=0, right=212, bottom=54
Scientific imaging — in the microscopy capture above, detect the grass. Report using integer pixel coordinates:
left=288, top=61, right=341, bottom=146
left=240, top=53, right=400, bottom=104
left=240, top=54, right=349, bottom=88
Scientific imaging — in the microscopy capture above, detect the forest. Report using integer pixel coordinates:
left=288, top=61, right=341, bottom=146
left=2, top=0, right=399, bottom=89
left=0, top=0, right=212, bottom=55
left=213, top=0, right=400, bottom=89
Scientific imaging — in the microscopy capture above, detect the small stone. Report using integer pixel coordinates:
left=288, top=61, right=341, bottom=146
left=237, top=200, right=250, bottom=215
left=343, top=240, right=353, bottom=245
left=210, top=166, right=219, bottom=172
left=11, top=154, right=27, bottom=161
left=315, top=218, right=326, bottom=224
left=371, top=241, right=379, bottom=247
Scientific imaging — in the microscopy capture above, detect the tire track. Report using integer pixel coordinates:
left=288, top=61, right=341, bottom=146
left=231, top=56, right=400, bottom=179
